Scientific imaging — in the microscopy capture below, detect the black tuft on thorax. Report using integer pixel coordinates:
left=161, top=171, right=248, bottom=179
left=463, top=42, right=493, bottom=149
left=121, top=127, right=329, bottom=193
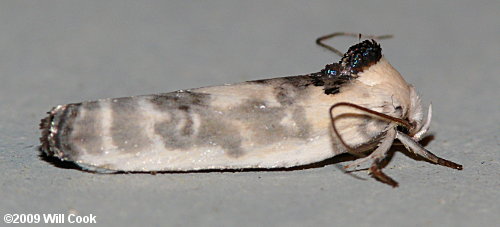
left=312, top=39, right=382, bottom=95
left=340, top=39, right=382, bottom=74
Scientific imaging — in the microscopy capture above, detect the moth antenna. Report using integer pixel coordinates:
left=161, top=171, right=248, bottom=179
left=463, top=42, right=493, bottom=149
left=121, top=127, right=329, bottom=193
left=316, top=32, right=393, bottom=57
left=329, top=102, right=412, bottom=156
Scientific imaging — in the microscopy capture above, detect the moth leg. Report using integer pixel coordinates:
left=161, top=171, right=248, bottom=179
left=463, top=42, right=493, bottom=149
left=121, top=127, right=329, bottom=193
left=396, top=131, right=463, bottom=170
left=369, top=158, right=399, bottom=187
left=344, top=128, right=396, bottom=169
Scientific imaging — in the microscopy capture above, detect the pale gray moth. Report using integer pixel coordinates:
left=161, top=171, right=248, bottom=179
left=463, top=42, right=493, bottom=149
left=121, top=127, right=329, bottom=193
left=40, top=33, right=462, bottom=187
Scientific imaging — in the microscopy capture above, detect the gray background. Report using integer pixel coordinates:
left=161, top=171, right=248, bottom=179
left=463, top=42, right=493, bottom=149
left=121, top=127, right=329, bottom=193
left=1, top=1, right=499, bottom=226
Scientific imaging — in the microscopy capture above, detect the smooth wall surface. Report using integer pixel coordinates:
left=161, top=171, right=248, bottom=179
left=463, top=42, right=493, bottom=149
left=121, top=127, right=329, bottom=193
left=1, top=1, right=498, bottom=226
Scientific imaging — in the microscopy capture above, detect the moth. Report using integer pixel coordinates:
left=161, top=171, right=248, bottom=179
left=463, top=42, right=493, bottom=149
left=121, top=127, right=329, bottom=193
left=40, top=32, right=462, bottom=187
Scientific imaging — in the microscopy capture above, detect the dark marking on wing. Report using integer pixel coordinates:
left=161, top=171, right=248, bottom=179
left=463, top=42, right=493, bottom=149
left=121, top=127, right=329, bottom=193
left=150, top=90, right=210, bottom=107
left=151, top=92, right=244, bottom=157
left=39, top=103, right=82, bottom=160
left=71, top=102, right=103, bottom=155
left=178, top=105, right=194, bottom=136
left=57, top=104, right=81, bottom=159
left=149, top=87, right=313, bottom=158
left=110, top=98, right=151, bottom=153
